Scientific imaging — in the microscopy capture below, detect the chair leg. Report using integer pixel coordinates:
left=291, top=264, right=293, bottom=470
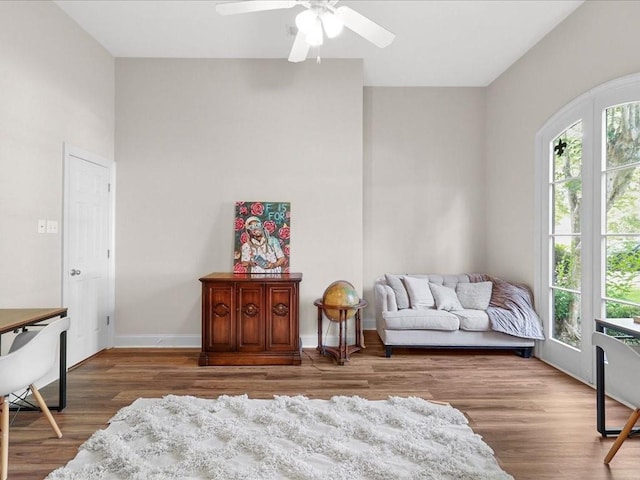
left=604, top=407, right=640, bottom=464
left=1, top=396, right=8, bottom=480
left=29, top=385, right=62, bottom=439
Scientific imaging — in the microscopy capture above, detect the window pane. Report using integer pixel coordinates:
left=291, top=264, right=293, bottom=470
left=553, top=288, right=581, bottom=348
left=550, top=120, right=583, bottom=352
left=605, top=103, right=640, bottom=169
left=553, top=180, right=582, bottom=234
left=605, top=300, right=640, bottom=319
left=553, top=236, right=581, bottom=289
left=553, top=121, right=582, bottom=181
left=605, top=164, right=640, bottom=233
left=606, top=236, right=640, bottom=303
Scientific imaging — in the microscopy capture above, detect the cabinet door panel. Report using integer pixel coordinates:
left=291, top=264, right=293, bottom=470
left=266, top=284, right=298, bottom=351
left=203, top=284, right=235, bottom=352
left=237, top=284, right=265, bottom=351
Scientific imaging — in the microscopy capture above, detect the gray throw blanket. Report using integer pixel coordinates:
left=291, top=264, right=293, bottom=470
left=468, top=274, right=545, bottom=340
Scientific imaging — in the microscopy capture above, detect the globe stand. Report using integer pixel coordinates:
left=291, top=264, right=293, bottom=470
left=314, top=299, right=367, bottom=366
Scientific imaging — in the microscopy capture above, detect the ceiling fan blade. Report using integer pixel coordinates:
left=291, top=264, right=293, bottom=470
left=288, top=30, right=310, bottom=62
left=335, top=6, right=395, bottom=48
left=216, top=1, right=298, bottom=16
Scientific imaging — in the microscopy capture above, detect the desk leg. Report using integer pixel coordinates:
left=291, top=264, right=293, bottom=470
left=596, top=322, right=605, bottom=436
left=596, top=342, right=605, bottom=436
left=58, top=330, right=67, bottom=411
left=595, top=322, right=607, bottom=436
left=594, top=324, right=639, bottom=437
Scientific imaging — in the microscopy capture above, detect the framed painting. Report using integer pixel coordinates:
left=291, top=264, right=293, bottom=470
left=233, top=201, right=290, bottom=274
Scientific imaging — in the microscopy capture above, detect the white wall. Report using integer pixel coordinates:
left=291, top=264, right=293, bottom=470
left=362, top=87, right=487, bottom=324
left=485, top=0, right=640, bottom=285
left=0, top=1, right=114, bottom=309
left=1, top=0, right=489, bottom=348
left=7, top=0, right=638, bottom=352
left=114, top=59, right=363, bottom=346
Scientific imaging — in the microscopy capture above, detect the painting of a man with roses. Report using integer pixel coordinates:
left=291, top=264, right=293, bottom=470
left=234, top=201, right=290, bottom=274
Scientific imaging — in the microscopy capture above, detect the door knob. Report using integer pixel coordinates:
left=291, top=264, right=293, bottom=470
left=70, top=268, right=82, bottom=276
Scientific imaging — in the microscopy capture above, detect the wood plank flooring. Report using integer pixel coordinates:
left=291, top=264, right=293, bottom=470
left=5, top=331, right=639, bottom=479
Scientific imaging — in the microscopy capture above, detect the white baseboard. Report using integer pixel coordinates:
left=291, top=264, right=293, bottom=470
left=300, top=334, right=319, bottom=349
left=114, top=335, right=343, bottom=349
left=114, top=330, right=376, bottom=350
left=114, top=334, right=201, bottom=348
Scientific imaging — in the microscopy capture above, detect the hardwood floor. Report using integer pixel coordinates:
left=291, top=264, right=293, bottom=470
left=5, top=331, right=639, bottom=479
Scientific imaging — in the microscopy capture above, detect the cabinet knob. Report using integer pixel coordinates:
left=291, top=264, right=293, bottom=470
left=273, top=303, right=289, bottom=316
left=242, top=303, right=260, bottom=317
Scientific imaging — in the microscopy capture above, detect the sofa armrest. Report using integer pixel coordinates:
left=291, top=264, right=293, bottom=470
left=374, top=283, right=398, bottom=315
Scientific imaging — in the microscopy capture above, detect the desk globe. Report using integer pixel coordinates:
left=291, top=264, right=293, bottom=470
left=322, top=280, right=359, bottom=321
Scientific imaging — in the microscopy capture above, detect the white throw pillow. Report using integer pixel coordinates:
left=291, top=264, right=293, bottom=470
left=385, top=273, right=410, bottom=310
left=402, top=276, right=435, bottom=309
left=456, top=281, right=493, bottom=310
left=429, top=283, right=464, bottom=311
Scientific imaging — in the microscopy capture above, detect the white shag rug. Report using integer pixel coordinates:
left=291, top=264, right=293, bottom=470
left=46, top=394, right=513, bottom=480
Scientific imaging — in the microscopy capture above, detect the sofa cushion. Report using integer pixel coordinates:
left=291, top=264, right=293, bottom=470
left=402, top=276, right=435, bottom=309
left=453, top=309, right=491, bottom=331
left=456, top=281, right=492, bottom=310
left=385, top=273, right=410, bottom=309
left=429, top=283, right=463, bottom=311
left=382, top=309, right=460, bottom=331
left=428, top=274, right=469, bottom=289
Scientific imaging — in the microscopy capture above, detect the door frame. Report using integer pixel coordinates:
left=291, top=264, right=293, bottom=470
left=62, top=143, right=116, bottom=350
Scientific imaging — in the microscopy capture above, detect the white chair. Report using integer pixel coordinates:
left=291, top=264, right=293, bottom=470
left=592, top=331, right=640, bottom=464
left=0, top=317, right=70, bottom=480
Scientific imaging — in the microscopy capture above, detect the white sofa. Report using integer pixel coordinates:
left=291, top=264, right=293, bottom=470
left=374, top=273, right=539, bottom=358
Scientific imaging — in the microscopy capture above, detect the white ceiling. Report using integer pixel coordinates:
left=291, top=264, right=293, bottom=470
left=54, top=0, right=584, bottom=87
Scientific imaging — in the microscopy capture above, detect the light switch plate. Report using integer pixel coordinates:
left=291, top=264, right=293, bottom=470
left=38, top=219, right=46, bottom=233
left=46, top=220, right=58, bottom=234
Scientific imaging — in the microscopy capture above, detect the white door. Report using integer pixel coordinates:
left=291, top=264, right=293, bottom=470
left=63, top=145, right=114, bottom=367
left=536, top=76, right=640, bottom=391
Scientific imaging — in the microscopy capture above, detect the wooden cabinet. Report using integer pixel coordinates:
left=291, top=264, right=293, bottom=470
left=199, top=272, right=302, bottom=366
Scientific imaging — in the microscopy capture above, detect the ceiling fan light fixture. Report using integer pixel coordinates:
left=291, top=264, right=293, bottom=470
left=305, top=17, right=324, bottom=46
left=295, top=9, right=317, bottom=34
left=215, top=0, right=396, bottom=62
left=320, top=11, right=343, bottom=39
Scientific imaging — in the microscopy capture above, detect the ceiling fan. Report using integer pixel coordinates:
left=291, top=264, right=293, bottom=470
left=215, top=0, right=395, bottom=62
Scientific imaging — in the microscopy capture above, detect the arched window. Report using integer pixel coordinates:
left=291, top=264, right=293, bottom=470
left=536, top=75, right=640, bottom=392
